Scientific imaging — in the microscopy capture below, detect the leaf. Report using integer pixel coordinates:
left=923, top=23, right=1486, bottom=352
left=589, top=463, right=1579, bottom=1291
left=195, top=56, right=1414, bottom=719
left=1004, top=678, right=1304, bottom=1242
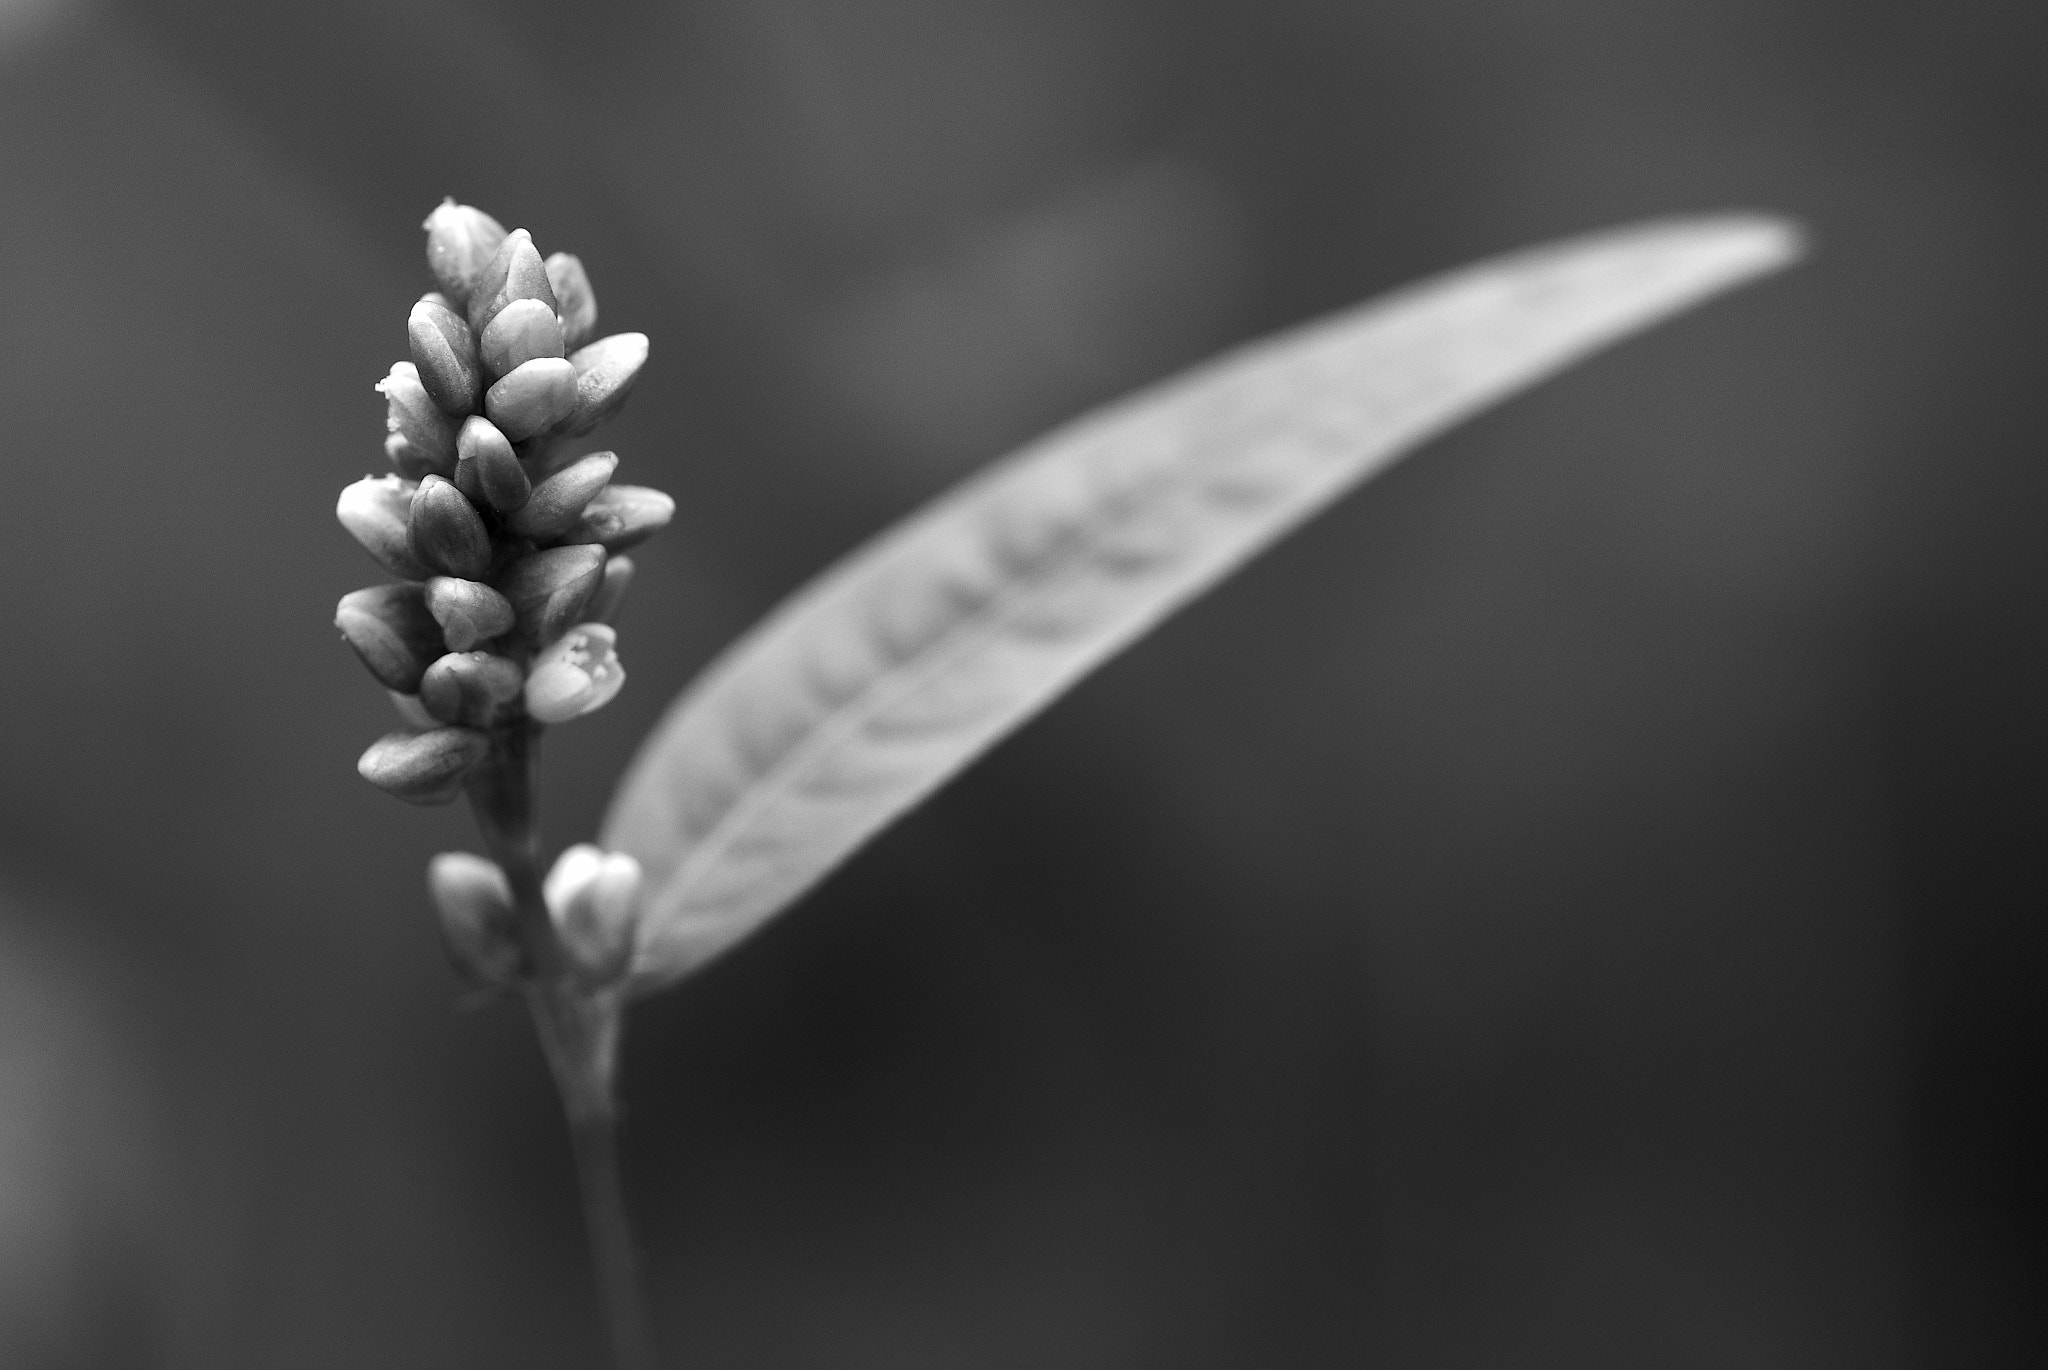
left=604, top=214, right=1804, bottom=991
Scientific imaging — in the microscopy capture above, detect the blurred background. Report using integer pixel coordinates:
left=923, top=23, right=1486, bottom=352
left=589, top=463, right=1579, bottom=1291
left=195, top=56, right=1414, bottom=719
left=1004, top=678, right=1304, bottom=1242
left=0, top=0, right=2042, bottom=1365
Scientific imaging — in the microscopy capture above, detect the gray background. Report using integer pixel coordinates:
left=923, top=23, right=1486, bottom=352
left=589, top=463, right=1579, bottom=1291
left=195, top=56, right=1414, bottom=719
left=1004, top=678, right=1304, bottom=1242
left=0, top=0, right=2041, bottom=1365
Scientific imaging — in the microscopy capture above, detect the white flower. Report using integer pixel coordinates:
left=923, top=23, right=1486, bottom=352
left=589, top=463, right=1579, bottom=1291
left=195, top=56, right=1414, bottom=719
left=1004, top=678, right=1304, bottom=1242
left=543, top=843, right=643, bottom=982
left=524, top=622, right=625, bottom=723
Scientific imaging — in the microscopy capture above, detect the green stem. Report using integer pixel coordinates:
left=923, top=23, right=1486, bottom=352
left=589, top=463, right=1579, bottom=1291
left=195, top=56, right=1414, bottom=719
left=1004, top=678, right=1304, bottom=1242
left=467, top=727, right=661, bottom=1370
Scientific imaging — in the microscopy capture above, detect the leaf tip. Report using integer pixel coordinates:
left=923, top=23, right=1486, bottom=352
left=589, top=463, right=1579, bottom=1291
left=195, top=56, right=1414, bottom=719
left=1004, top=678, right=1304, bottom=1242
left=1673, top=210, right=1810, bottom=283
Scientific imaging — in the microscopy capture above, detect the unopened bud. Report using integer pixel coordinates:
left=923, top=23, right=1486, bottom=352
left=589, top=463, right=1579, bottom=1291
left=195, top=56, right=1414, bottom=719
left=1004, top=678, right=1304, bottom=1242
left=545, top=253, right=598, bottom=351
left=454, top=415, right=530, bottom=513
left=423, top=200, right=508, bottom=307
left=408, top=298, right=483, bottom=416
left=466, top=228, right=556, bottom=335
left=336, top=583, right=444, bottom=692
left=336, top=475, right=430, bottom=579
left=419, top=651, right=525, bottom=726
left=384, top=433, right=435, bottom=481
left=424, top=576, right=516, bottom=651
left=585, top=554, right=634, bottom=624
left=479, top=297, right=565, bottom=381
left=484, top=357, right=579, bottom=442
left=564, top=484, right=675, bottom=552
left=406, top=475, right=492, bottom=579
left=428, top=852, right=526, bottom=987
left=556, top=333, right=648, bottom=438
left=521, top=436, right=584, bottom=481
left=542, top=844, right=642, bottom=983
left=509, top=450, right=617, bottom=542
left=496, top=544, right=606, bottom=644
left=358, top=726, right=489, bottom=805
left=389, top=691, right=440, bottom=730
left=379, top=362, right=459, bottom=474
left=525, top=623, right=626, bottom=724
left=452, top=454, right=485, bottom=508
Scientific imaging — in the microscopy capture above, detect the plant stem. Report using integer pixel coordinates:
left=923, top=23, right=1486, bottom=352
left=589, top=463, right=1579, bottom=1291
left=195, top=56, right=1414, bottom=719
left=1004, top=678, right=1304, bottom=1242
left=567, top=1092, right=661, bottom=1370
left=464, top=723, right=563, bottom=980
left=468, top=727, right=662, bottom=1370
left=532, top=985, right=661, bottom=1370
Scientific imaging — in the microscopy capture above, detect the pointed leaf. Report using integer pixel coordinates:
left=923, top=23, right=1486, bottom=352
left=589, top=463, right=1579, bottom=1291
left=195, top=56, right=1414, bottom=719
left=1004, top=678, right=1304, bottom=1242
left=605, top=214, right=1803, bottom=990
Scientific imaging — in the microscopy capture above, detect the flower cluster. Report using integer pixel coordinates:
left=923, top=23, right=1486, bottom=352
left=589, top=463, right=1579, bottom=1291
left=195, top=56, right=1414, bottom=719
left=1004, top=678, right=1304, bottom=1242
left=334, top=201, right=667, bottom=985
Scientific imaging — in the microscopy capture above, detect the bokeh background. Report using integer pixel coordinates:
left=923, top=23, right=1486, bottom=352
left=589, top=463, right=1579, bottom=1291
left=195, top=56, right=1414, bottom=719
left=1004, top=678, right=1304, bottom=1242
left=1, top=0, right=2042, bottom=1365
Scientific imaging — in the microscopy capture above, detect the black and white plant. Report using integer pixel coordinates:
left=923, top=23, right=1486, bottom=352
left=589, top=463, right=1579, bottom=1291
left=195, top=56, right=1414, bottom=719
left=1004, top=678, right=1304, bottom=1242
left=332, top=201, right=1801, bottom=1370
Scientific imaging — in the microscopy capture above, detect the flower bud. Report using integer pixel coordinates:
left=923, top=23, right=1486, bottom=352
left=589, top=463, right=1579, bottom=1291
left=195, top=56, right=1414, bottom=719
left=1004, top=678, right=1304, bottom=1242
left=384, top=433, right=434, bottom=481
left=520, top=436, right=583, bottom=481
left=545, top=253, right=598, bottom=351
left=452, top=455, right=485, bottom=508
left=357, top=726, right=489, bottom=805
left=454, top=415, right=530, bottom=513
left=556, top=333, right=648, bottom=438
left=563, top=484, right=675, bottom=552
left=419, top=651, right=525, bottom=726
left=428, top=852, right=526, bottom=987
left=336, top=475, right=431, bottom=579
left=389, top=691, right=440, bottom=730
left=336, top=583, right=444, bottom=692
left=479, top=297, right=565, bottom=381
left=379, top=362, right=459, bottom=473
left=423, top=200, right=507, bottom=307
left=542, top=844, right=642, bottom=983
left=496, top=545, right=606, bottom=644
left=585, top=554, right=634, bottom=625
left=466, top=228, right=557, bottom=335
left=406, top=474, right=492, bottom=579
left=509, top=450, right=617, bottom=542
left=524, top=623, right=626, bottom=724
left=408, top=297, right=483, bottom=416
left=424, top=576, right=516, bottom=651
left=484, top=357, right=580, bottom=441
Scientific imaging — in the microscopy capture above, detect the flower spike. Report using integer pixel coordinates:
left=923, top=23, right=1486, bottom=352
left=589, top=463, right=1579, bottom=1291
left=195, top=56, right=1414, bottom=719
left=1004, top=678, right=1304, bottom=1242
left=335, top=202, right=674, bottom=1004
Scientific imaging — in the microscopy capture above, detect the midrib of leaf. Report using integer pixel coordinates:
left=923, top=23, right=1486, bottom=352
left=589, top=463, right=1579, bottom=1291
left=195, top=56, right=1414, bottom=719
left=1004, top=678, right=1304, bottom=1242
left=605, top=215, right=1803, bottom=991
left=654, top=461, right=1179, bottom=852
